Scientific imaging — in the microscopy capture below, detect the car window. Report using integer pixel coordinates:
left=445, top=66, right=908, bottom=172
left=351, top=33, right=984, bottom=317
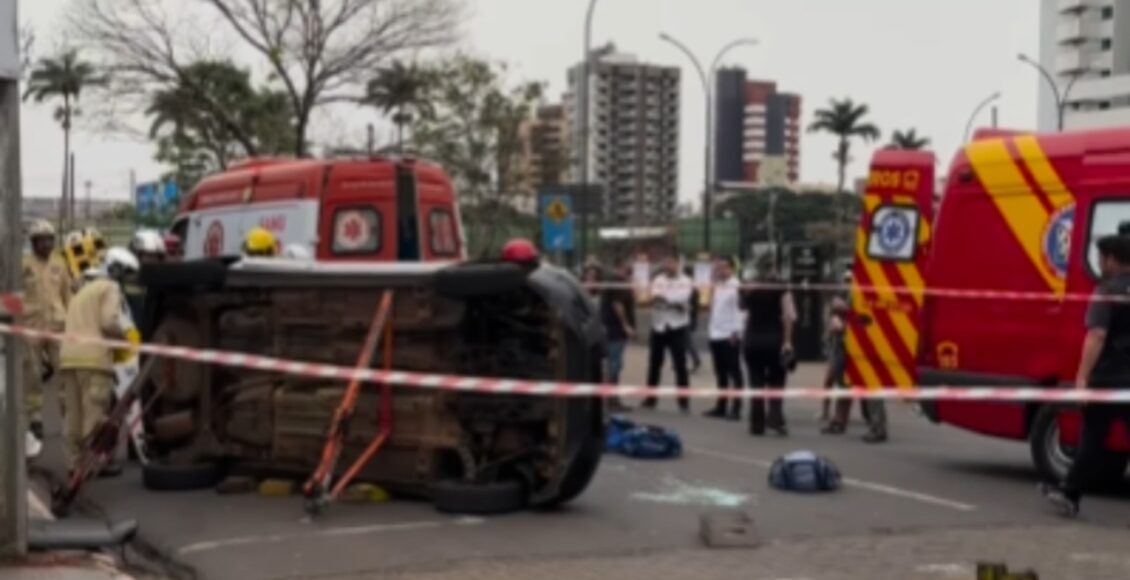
left=429, top=210, right=458, bottom=256
left=1087, top=200, right=1130, bottom=278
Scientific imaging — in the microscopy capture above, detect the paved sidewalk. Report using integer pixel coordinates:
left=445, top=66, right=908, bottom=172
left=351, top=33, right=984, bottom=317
left=361, top=523, right=1129, bottom=580
left=1, top=553, right=135, bottom=580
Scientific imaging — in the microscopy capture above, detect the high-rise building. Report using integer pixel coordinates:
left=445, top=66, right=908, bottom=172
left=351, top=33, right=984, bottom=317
left=566, top=44, right=681, bottom=225
left=714, top=69, right=801, bottom=187
left=518, top=104, right=569, bottom=197
left=1038, top=0, right=1130, bottom=130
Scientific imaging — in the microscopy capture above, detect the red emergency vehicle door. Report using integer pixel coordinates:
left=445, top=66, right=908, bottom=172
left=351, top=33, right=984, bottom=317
left=844, top=151, right=936, bottom=392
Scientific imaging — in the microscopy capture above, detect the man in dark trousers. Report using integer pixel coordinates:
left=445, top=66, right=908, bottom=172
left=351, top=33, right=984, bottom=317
left=743, top=256, right=796, bottom=436
left=642, top=256, right=693, bottom=413
left=1042, top=234, right=1130, bottom=517
left=705, top=257, right=744, bottom=420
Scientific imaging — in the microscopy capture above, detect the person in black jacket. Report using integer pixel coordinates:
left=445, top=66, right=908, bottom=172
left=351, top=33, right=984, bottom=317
left=742, top=257, right=797, bottom=436
left=683, top=266, right=702, bottom=373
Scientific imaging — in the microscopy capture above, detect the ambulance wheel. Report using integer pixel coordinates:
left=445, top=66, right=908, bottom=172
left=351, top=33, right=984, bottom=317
left=142, top=461, right=222, bottom=492
left=432, top=479, right=527, bottom=515
left=1030, top=406, right=1129, bottom=487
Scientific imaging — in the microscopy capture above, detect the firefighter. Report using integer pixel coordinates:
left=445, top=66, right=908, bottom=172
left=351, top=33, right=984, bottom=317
left=129, top=229, right=168, bottom=264
left=243, top=227, right=279, bottom=257
left=58, top=247, right=139, bottom=473
left=21, top=219, right=72, bottom=432
left=1042, top=234, right=1130, bottom=517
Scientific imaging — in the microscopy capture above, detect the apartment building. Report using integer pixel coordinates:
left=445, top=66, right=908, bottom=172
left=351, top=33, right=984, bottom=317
left=566, top=44, right=681, bottom=225
left=1038, top=0, right=1130, bottom=130
left=714, top=68, right=801, bottom=186
left=517, top=104, right=569, bottom=196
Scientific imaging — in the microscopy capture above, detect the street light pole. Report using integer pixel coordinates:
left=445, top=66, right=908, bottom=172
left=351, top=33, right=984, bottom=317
left=1018, top=53, right=1068, bottom=131
left=659, top=34, right=757, bottom=256
left=963, top=91, right=1001, bottom=143
left=578, top=0, right=599, bottom=267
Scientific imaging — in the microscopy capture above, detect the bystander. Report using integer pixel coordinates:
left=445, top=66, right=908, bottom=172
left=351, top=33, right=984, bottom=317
left=642, top=256, right=693, bottom=413
left=743, top=257, right=795, bottom=436
left=705, top=258, right=744, bottom=420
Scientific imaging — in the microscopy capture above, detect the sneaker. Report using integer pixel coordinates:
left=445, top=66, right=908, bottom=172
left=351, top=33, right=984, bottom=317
left=821, top=423, right=846, bottom=435
left=703, top=408, right=727, bottom=419
left=768, top=425, right=789, bottom=437
left=1039, top=482, right=1080, bottom=518
left=862, top=431, right=888, bottom=444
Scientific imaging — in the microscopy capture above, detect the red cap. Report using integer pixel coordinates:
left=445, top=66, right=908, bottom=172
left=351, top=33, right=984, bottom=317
left=501, top=238, right=539, bottom=263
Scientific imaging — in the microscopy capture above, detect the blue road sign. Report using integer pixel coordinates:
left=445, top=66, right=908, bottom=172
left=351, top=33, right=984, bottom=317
left=540, top=193, right=574, bottom=252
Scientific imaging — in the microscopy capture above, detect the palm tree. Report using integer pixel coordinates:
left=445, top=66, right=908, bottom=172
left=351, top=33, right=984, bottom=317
left=807, top=98, right=881, bottom=268
left=24, top=49, right=105, bottom=229
left=889, top=128, right=931, bottom=151
left=365, top=61, right=436, bottom=153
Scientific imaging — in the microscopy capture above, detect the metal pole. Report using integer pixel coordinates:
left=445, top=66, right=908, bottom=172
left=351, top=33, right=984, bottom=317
left=963, top=91, right=1001, bottom=143
left=1018, top=53, right=1064, bottom=131
left=579, top=0, right=598, bottom=267
left=1060, top=72, right=1084, bottom=131
left=991, top=105, right=999, bottom=128
left=0, top=75, right=28, bottom=557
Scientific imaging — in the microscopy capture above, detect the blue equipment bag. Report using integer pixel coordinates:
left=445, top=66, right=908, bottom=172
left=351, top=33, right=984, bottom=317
left=605, top=415, right=682, bottom=459
left=769, top=450, right=842, bottom=492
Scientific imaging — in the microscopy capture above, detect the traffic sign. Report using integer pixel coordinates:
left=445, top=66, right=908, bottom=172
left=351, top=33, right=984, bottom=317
left=540, top=193, right=574, bottom=252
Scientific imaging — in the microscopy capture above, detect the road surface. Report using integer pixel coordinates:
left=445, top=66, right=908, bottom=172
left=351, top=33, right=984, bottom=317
left=36, top=346, right=1130, bottom=580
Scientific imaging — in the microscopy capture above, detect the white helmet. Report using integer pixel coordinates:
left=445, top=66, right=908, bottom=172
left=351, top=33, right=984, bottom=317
left=28, top=219, right=56, bottom=239
left=101, top=247, right=140, bottom=280
left=130, top=229, right=167, bottom=255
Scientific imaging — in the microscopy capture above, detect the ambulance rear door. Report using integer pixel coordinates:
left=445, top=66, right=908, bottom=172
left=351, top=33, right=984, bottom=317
left=844, top=151, right=936, bottom=392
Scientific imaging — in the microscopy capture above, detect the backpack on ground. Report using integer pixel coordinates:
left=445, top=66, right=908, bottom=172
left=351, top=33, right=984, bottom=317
left=768, top=450, right=842, bottom=492
left=605, top=415, right=682, bottom=459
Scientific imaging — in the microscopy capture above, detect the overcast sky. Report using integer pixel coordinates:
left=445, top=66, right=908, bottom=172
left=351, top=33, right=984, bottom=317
left=19, top=0, right=1041, bottom=204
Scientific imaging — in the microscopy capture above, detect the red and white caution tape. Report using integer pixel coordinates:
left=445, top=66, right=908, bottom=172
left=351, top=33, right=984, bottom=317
left=0, top=293, right=23, bottom=317
left=1, top=322, right=1128, bottom=403
left=587, top=281, right=1128, bottom=304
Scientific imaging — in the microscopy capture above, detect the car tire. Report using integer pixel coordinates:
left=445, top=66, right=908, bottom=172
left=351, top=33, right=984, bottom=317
left=1030, top=405, right=1129, bottom=487
left=142, top=461, right=222, bottom=492
left=432, top=479, right=527, bottom=516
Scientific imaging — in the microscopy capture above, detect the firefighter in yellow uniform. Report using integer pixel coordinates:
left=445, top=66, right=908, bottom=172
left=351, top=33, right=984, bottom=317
left=21, top=220, right=72, bottom=430
left=58, top=247, right=139, bottom=471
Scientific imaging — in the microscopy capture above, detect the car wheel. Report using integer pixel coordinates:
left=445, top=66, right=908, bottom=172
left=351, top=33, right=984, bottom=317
left=1030, top=406, right=1129, bottom=487
left=432, top=479, right=527, bottom=515
left=142, top=461, right=223, bottom=492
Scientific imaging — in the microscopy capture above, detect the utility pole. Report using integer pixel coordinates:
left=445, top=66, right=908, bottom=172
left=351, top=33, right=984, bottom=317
left=0, top=0, right=28, bottom=553
left=68, top=153, right=75, bottom=230
left=84, top=180, right=92, bottom=221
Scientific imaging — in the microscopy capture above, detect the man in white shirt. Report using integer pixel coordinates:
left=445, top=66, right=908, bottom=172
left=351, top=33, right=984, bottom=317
left=705, top=258, right=745, bottom=420
left=642, top=256, right=693, bottom=412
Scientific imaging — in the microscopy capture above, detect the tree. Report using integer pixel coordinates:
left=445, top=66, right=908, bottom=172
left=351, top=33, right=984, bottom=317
left=807, top=98, right=881, bottom=267
left=74, top=0, right=460, bottom=157
left=412, top=56, right=545, bottom=255
left=24, top=48, right=106, bottom=229
left=145, top=60, right=296, bottom=190
left=889, top=128, right=930, bottom=151
left=365, top=60, right=436, bottom=152
left=413, top=55, right=544, bottom=206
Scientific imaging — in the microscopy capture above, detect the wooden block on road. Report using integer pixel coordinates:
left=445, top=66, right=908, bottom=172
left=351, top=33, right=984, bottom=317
left=699, top=511, right=761, bottom=549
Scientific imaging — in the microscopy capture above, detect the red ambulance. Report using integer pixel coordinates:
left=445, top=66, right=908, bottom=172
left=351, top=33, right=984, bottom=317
left=171, top=157, right=464, bottom=262
left=847, top=128, right=1130, bottom=485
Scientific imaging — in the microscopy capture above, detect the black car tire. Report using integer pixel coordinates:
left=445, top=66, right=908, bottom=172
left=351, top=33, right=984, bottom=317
left=432, top=479, right=527, bottom=515
left=142, top=461, right=222, bottom=492
left=1030, top=405, right=1129, bottom=487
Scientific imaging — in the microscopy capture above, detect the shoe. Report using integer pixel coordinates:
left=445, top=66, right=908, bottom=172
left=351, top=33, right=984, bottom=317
left=98, top=463, right=124, bottom=479
left=640, top=399, right=657, bottom=410
left=1039, top=482, right=1079, bottom=518
left=609, top=399, right=633, bottom=413
left=703, top=408, right=727, bottom=419
left=821, top=423, right=846, bottom=435
left=727, top=411, right=741, bottom=422
left=862, top=432, right=888, bottom=444
left=769, top=425, right=789, bottom=437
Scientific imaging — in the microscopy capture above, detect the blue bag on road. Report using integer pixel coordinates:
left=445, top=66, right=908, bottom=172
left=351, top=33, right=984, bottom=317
left=769, top=450, right=842, bottom=492
left=606, top=415, right=682, bottom=459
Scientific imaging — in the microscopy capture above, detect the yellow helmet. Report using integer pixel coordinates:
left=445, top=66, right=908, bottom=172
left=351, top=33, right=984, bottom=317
left=28, top=219, right=56, bottom=239
left=243, top=227, right=278, bottom=257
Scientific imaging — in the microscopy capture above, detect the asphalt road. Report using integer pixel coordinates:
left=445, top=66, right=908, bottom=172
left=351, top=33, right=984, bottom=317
left=38, top=347, right=1130, bottom=579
